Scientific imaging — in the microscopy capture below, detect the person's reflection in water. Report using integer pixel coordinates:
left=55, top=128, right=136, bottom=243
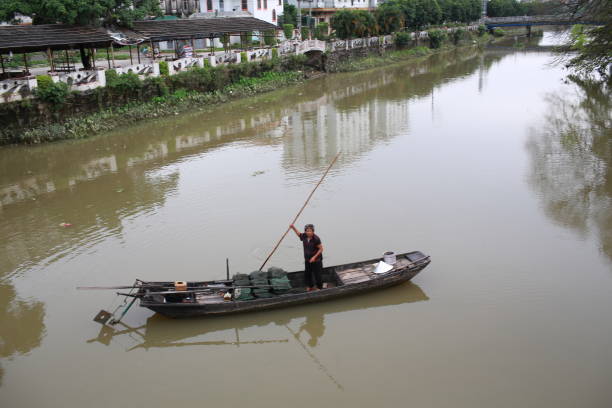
left=297, top=313, right=325, bottom=347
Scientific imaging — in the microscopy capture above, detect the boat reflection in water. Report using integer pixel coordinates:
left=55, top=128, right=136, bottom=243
left=87, top=282, right=428, bottom=389
left=88, top=282, right=428, bottom=350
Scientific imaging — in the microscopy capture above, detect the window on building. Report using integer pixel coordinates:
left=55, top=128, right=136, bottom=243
left=264, top=0, right=267, bottom=9
left=278, top=0, right=281, bottom=5
left=257, top=0, right=261, bottom=8
left=242, top=0, right=248, bottom=10
left=272, top=9, right=276, bottom=21
left=207, top=0, right=213, bottom=11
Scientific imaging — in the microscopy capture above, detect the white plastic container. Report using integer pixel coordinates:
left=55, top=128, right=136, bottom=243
left=383, top=251, right=396, bottom=264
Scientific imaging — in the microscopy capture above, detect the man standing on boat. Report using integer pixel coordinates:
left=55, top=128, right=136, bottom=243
left=290, top=224, right=324, bottom=291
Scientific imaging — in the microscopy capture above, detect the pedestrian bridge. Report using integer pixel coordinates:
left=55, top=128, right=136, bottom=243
left=484, top=15, right=601, bottom=29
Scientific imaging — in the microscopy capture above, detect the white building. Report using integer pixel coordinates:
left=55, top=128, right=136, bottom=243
left=160, top=0, right=282, bottom=26
left=194, top=0, right=283, bottom=25
left=286, top=0, right=378, bottom=27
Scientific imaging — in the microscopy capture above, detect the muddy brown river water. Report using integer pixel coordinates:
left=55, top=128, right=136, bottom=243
left=1, top=32, right=611, bottom=408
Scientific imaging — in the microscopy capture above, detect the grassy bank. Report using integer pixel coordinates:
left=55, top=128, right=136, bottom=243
left=17, top=71, right=304, bottom=144
left=331, top=31, right=499, bottom=73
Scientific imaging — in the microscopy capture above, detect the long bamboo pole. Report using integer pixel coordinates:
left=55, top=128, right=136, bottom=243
left=258, top=152, right=341, bottom=271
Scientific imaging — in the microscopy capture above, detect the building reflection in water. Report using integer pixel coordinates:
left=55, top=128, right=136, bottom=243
left=0, top=283, right=45, bottom=387
left=526, top=77, right=612, bottom=262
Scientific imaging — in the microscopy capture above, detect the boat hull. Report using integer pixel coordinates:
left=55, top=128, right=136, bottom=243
left=140, top=252, right=430, bottom=318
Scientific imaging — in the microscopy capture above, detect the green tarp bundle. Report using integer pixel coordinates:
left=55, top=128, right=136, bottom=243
left=232, top=273, right=254, bottom=300
left=268, top=267, right=291, bottom=294
left=249, top=270, right=273, bottom=298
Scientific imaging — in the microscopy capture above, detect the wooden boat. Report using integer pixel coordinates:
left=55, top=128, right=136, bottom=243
left=135, top=251, right=430, bottom=318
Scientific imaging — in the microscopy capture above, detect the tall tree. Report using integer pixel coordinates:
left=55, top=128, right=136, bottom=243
left=0, top=0, right=161, bottom=27
left=560, top=0, right=611, bottom=82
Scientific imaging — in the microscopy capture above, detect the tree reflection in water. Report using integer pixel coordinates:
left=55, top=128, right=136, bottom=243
left=527, top=77, right=612, bottom=261
left=0, top=283, right=45, bottom=386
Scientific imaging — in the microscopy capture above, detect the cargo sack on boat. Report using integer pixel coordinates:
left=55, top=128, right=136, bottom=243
left=269, top=276, right=291, bottom=294
left=233, top=273, right=250, bottom=284
left=249, top=270, right=272, bottom=298
left=234, top=287, right=254, bottom=301
left=267, top=267, right=287, bottom=279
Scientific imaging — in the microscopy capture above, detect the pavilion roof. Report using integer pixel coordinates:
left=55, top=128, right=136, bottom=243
left=130, top=17, right=279, bottom=41
left=0, top=24, right=111, bottom=53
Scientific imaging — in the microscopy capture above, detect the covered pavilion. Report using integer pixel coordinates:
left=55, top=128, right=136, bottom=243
left=0, top=17, right=280, bottom=79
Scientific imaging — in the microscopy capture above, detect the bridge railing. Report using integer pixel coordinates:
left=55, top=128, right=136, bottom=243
left=484, top=14, right=572, bottom=24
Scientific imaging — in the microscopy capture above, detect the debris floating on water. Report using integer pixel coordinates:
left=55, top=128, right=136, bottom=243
left=251, top=170, right=265, bottom=177
left=59, top=222, right=72, bottom=227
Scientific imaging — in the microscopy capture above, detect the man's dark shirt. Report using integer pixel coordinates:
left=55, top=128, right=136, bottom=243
left=299, top=233, right=323, bottom=261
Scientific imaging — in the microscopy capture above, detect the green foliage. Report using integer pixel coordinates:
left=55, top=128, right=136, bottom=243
left=271, top=47, right=279, bottom=60
left=279, top=4, right=298, bottom=26
left=105, top=69, right=118, bottom=83
left=159, top=61, right=169, bottom=76
left=301, top=26, right=310, bottom=40
left=315, top=22, right=329, bottom=41
left=0, top=0, right=162, bottom=27
left=35, top=80, right=69, bottom=105
left=427, top=29, right=447, bottom=48
left=106, top=72, right=143, bottom=93
left=283, top=23, right=294, bottom=40
left=394, top=31, right=412, bottom=47
left=240, top=52, right=248, bottom=63
left=451, top=27, right=466, bottom=44
left=492, top=28, right=505, bottom=37
left=36, top=75, right=53, bottom=89
left=477, top=24, right=486, bottom=36
left=376, top=3, right=404, bottom=35
left=330, top=10, right=378, bottom=39
left=264, top=29, right=277, bottom=46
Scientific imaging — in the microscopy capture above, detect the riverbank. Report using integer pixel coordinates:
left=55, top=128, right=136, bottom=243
left=2, top=30, right=520, bottom=146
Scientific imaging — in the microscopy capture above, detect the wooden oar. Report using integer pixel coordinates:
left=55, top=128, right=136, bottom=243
left=259, top=151, right=341, bottom=271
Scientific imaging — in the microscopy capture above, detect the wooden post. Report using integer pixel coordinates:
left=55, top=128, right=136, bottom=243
left=65, top=49, right=70, bottom=71
left=110, top=43, right=115, bottom=68
left=150, top=40, right=155, bottom=60
left=0, top=53, right=5, bottom=74
left=106, top=47, right=111, bottom=69
left=91, top=48, right=96, bottom=68
left=137, top=44, right=141, bottom=64
left=23, top=52, right=28, bottom=75
left=46, top=48, right=54, bottom=72
left=190, top=37, right=195, bottom=56
left=128, top=45, right=133, bottom=65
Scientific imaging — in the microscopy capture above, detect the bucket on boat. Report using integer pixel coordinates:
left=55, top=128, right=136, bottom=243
left=174, top=281, right=187, bottom=291
left=383, top=251, right=396, bottom=264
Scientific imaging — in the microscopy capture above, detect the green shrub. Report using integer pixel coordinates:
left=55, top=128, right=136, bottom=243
left=492, top=28, right=505, bottom=37
left=394, top=32, right=411, bottom=48
left=264, top=29, right=277, bottom=46
left=301, top=26, right=310, bottom=40
left=105, top=69, right=118, bottom=83
left=315, top=22, right=329, bottom=41
left=271, top=48, right=279, bottom=60
left=283, top=24, right=294, bottom=40
left=427, top=29, right=447, bottom=49
left=159, top=61, right=169, bottom=76
left=477, top=24, right=487, bottom=37
left=35, top=81, right=69, bottom=105
left=107, top=72, right=143, bottom=93
left=36, top=75, right=53, bottom=89
left=452, top=28, right=466, bottom=44
left=144, top=76, right=169, bottom=97
left=240, top=51, right=248, bottom=63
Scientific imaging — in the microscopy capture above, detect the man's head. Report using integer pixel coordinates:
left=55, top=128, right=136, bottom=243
left=304, top=224, right=315, bottom=238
